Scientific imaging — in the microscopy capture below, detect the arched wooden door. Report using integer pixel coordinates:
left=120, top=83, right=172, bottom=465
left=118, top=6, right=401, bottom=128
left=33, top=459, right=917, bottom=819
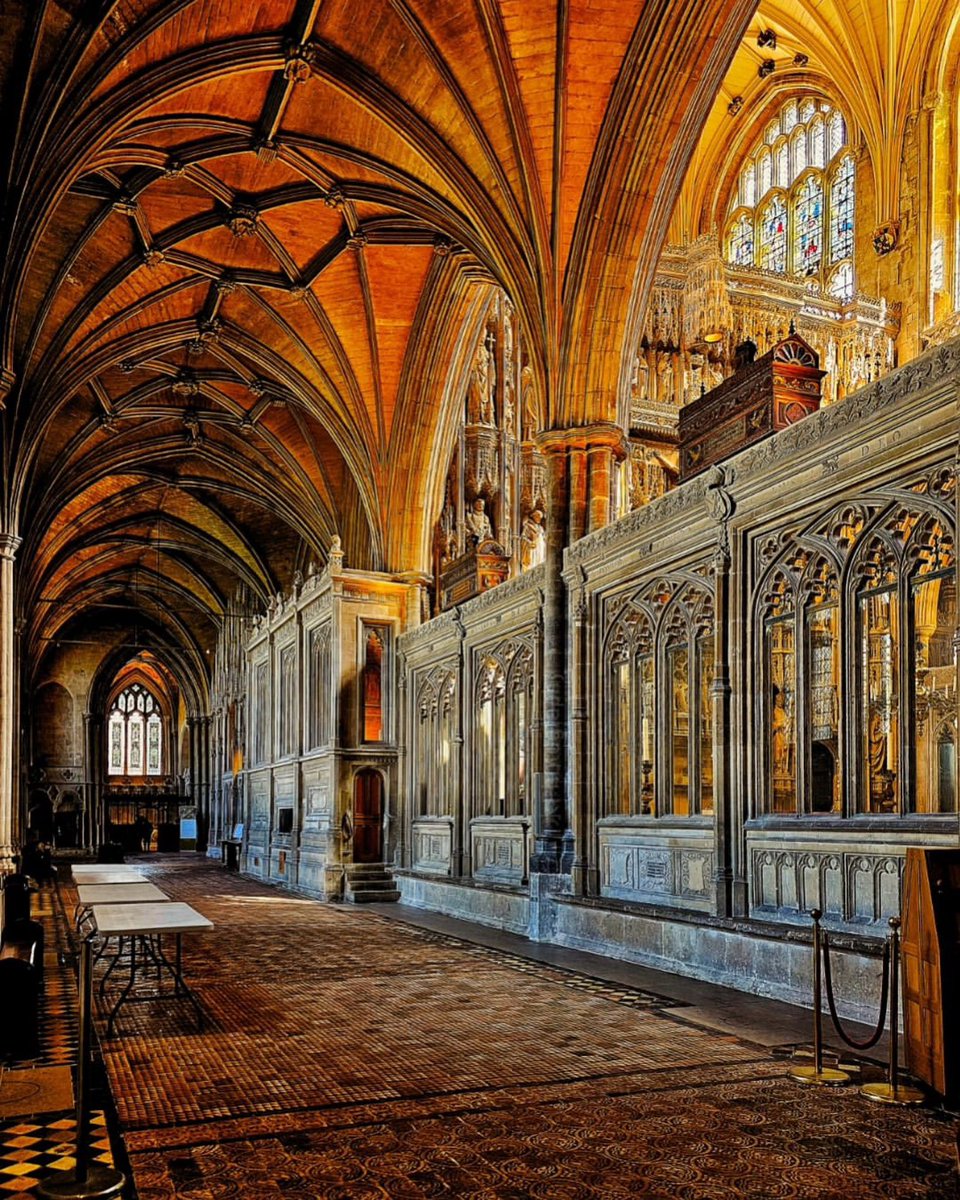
left=353, top=769, right=383, bottom=863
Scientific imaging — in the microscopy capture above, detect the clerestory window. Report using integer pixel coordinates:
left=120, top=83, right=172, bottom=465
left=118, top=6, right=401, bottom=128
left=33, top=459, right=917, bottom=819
left=726, top=99, right=855, bottom=296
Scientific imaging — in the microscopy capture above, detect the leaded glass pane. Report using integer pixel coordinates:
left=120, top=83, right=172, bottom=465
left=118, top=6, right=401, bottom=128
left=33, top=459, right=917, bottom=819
left=699, top=638, right=715, bottom=815
left=147, top=715, right=161, bottom=775
left=782, top=100, right=798, bottom=132
left=810, top=118, right=824, bottom=167
left=129, top=717, right=143, bottom=773
left=828, top=110, right=845, bottom=159
left=670, top=645, right=690, bottom=816
left=728, top=213, right=754, bottom=267
left=109, top=719, right=123, bottom=774
left=861, top=589, right=899, bottom=813
left=775, top=140, right=789, bottom=187
left=829, top=156, right=854, bottom=263
left=759, top=196, right=787, bottom=272
left=807, top=605, right=839, bottom=812
left=741, top=163, right=756, bottom=207
left=758, top=149, right=772, bottom=197
left=638, top=653, right=655, bottom=815
left=912, top=574, right=957, bottom=814
left=792, top=129, right=807, bottom=175
left=794, top=175, right=823, bottom=276
left=767, top=619, right=797, bottom=812
left=614, top=660, right=631, bottom=814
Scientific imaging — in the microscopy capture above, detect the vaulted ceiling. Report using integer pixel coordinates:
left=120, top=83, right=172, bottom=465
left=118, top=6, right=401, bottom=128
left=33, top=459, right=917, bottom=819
left=671, top=0, right=956, bottom=242
left=0, top=0, right=761, bottom=691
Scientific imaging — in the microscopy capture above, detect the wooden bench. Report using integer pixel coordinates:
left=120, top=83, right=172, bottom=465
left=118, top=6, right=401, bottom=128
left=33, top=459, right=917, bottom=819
left=0, top=919, right=43, bottom=1060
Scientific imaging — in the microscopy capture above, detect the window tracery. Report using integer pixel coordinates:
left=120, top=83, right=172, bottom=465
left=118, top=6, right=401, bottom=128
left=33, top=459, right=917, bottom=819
left=107, top=684, right=163, bottom=777
left=603, top=577, right=714, bottom=819
left=725, top=99, right=854, bottom=292
left=474, top=641, right=534, bottom=818
left=415, top=667, right=458, bottom=817
left=755, top=472, right=957, bottom=817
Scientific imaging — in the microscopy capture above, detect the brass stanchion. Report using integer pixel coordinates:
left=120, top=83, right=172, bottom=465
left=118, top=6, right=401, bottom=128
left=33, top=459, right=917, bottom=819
left=37, top=935, right=126, bottom=1200
left=861, top=917, right=925, bottom=1106
left=790, top=910, right=850, bottom=1085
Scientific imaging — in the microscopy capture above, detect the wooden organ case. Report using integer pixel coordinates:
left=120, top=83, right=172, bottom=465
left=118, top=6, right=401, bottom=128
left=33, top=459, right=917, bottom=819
left=901, top=847, right=960, bottom=1099
left=678, top=331, right=825, bottom=481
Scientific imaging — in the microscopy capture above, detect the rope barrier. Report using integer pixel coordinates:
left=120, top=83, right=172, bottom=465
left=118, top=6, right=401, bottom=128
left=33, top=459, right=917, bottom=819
left=822, top=929, right=889, bottom=1051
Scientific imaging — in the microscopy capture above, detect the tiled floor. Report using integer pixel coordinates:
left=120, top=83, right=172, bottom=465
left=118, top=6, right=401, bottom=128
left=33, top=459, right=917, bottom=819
left=47, top=856, right=958, bottom=1199
left=0, top=883, right=119, bottom=1197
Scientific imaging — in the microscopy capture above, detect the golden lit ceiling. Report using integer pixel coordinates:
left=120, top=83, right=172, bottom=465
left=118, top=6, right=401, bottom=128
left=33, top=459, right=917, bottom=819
left=0, top=0, right=766, bottom=691
left=671, top=0, right=955, bottom=242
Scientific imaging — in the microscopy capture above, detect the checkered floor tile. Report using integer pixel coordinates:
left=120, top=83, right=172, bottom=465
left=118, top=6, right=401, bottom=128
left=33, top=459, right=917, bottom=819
left=0, top=1111, right=113, bottom=1195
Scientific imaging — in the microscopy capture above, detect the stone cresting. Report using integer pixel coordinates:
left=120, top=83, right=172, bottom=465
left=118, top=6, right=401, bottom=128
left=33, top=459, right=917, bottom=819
left=566, top=334, right=960, bottom=567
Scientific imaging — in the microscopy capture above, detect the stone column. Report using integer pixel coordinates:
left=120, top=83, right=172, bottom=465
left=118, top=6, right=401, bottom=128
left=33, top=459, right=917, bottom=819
left=82, top=712, right=94, bottom=849
left=706, top=468, right=742, bottom=916
left=587, top=445, right=613, bottom=534
left=532, top=425, right=626, bottom=874
left=0, top=534, right=21, bottom=871
left=531, top=440, right=571, bottom=872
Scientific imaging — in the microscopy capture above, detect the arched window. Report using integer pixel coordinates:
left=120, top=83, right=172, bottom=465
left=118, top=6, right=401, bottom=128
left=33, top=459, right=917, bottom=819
left=602, top=580, right=714, bottom=819
left=755, top=483, right=958, bottom=818
left=725, top=98, right=854, bottom=291
left=107, top=683, right=164, bottom=777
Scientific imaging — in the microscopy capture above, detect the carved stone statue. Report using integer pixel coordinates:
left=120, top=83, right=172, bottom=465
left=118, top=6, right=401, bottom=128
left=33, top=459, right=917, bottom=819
left=519, top=508, right=546, bottom=570
left=465, top=496, right=493, bottom=545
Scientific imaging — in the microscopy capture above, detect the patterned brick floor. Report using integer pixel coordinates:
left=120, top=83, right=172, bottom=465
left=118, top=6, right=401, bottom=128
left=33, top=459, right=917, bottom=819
left=71, top=859, right=960, bottom=1198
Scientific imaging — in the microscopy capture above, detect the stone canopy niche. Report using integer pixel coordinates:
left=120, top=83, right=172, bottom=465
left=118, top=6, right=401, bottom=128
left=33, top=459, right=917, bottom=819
left=434, top=293, right=546, bottom=611
left=678, top=331, right=826, bottom=480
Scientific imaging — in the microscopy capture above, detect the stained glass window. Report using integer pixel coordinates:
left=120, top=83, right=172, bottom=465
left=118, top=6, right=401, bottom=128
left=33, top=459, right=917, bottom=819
left=106, top=684, right=163, bottom=776
left=729, top=212, right=754, bottom=266
left=147, top=714, right=161, bottom=775
left=829, top=155, right=855, bottom=263
left=759, top=196, right=787, bottom=272
left=828, top=110, right=846, bottom=159
left=795, top=175, right=823, bottom=275
left=725, top=99, right=852, bottom=288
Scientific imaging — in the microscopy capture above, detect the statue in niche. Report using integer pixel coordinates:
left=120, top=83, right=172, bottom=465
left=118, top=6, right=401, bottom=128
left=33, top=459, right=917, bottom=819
left=521, top=365, right=537, bottom=440
left=467, top=331, right=496, bottom=425
left=771, top=685, right=793, bottom=778
left=482, top=328, right=497, bottom=424
left=519, top=509, right=546, bottom=570
left=465, top=496, right=493, bottom=545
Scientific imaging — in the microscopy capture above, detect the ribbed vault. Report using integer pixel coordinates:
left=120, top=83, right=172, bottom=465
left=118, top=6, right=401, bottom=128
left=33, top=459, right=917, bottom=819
left=0, top=0, right=757, bottom=684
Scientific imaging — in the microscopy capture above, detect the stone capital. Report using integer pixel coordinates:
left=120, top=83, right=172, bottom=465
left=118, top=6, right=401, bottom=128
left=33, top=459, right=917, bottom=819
left=0, top=533, right=22, bottom=561
left=534, top=422, right=628, bottom=461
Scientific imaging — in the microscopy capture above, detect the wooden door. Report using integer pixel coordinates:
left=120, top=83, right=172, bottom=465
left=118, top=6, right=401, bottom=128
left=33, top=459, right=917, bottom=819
left=353, top=770, right=383, bottom=863
left=901, top=849, right=944, bottom=1094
